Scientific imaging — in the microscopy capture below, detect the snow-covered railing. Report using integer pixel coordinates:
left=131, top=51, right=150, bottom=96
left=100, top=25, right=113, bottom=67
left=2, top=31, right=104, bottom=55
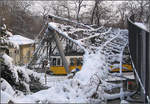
left=48, top=22, right=87, bottom=53
left=127, top=15, right=150, bottom=103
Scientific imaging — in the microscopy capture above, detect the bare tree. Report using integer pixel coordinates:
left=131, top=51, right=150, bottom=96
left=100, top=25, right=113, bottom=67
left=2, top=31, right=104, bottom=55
left=58, top=1, right=71, bottom=19
left=124, top=1, right=150, bottom=22
left=116, top=2, right=128, bottom=28
left=0, top=1, right=43, bottom=39
left=90, top=0, right=111, bottom=26
left=74, top=0, right=86, bottom=23
left=40, top=2, right=52, bottom=25
left=146, top=1, right=150, bottom=30
left=91, top=0, right=99, bottom=25
left=50, top=1, right=63, bottom=17
left=136, top=0, right=149, bottom=21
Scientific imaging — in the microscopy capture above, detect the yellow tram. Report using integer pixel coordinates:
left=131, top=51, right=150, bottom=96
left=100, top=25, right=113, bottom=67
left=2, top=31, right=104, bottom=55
left=50, top=56, right=83, bottom=75
left=50, top=56, right=132, bottom=75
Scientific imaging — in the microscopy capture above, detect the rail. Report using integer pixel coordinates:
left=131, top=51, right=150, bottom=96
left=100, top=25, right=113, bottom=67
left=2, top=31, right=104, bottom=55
left=127, top=15, right=150, bottom=103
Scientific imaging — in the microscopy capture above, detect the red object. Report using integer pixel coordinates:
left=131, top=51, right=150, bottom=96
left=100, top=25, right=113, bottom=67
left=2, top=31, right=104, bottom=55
left=128, top=81, right=132, bottom=85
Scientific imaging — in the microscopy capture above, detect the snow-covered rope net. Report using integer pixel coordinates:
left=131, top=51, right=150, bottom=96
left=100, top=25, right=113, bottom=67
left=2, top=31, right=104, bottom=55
left=14, top=22, right=131, bottom=103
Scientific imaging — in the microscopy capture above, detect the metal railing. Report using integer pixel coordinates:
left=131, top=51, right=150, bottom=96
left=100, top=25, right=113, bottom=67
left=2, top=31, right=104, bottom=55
left=127, top=15, right=150, bottom=103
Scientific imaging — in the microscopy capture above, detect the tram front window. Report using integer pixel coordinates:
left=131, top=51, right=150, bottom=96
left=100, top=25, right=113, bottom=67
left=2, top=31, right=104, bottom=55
left=52, top=58, right=56, bottom=66
left=57, top=58, right=60, bottom=66
left=70, top=58, right=74, bottom=66
left=77, top=58, right=80, bottom=66
left=77, top=58, right=83, bottom=66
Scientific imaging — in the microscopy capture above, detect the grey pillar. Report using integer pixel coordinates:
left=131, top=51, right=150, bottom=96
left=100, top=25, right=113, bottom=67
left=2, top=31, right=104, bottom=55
left=49, top=30, right=70, bottom=74
left=54, top=32, right=70, bottom=74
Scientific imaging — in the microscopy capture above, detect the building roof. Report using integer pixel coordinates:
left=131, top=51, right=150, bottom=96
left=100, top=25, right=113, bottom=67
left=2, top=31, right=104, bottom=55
left=8, top=35, right=34, bottom=45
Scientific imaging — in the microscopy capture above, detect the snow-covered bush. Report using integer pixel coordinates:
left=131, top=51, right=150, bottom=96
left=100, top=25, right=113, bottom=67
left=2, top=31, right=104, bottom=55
left=0, top=53, right=46, bottom=101
left=0, top=24, right=18, bottom=49
left=1, top=54, right=43, bottom=89
left=0, top=23, right=45, bottom=103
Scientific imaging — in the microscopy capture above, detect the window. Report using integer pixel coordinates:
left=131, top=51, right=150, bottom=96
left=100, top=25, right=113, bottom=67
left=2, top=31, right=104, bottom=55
left=70, top=58, right=74, bottom=66
left=77, top=58, right=80, bottom=66
left=27, top=50, right=30, bottom=60
left=77, top=58, right=83, bottom=66
left=52, top=58, right=56, bottom=66
left=57, top=58, right=60, bottom=66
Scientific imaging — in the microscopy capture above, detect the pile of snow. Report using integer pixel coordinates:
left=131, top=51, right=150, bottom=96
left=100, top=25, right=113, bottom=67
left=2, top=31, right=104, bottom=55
left=120, top=100, right=129, bottom=104
left=1, top=78, right=16, bottom=96
left=8, top=35, right=34, bottom=45
left=1, top=90, right=14, bottom=104
left=74, top=53, right=109, bottom=85
left=15, top=79, right=105, bottom=103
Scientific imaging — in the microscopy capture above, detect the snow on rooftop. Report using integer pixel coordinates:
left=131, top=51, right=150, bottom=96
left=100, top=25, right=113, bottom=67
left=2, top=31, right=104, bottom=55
left=8, top=35, right=34, bottom=45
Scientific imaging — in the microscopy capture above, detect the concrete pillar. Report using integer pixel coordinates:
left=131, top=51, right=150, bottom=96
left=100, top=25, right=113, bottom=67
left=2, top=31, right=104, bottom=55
left=53, top=32, right=70, bottom=74
left=46, top=27, right=70, bottom=74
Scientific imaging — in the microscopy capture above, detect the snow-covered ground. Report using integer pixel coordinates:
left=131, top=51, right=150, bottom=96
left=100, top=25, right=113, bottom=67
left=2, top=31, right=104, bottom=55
left=1, top=72, right=134, bottom=103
